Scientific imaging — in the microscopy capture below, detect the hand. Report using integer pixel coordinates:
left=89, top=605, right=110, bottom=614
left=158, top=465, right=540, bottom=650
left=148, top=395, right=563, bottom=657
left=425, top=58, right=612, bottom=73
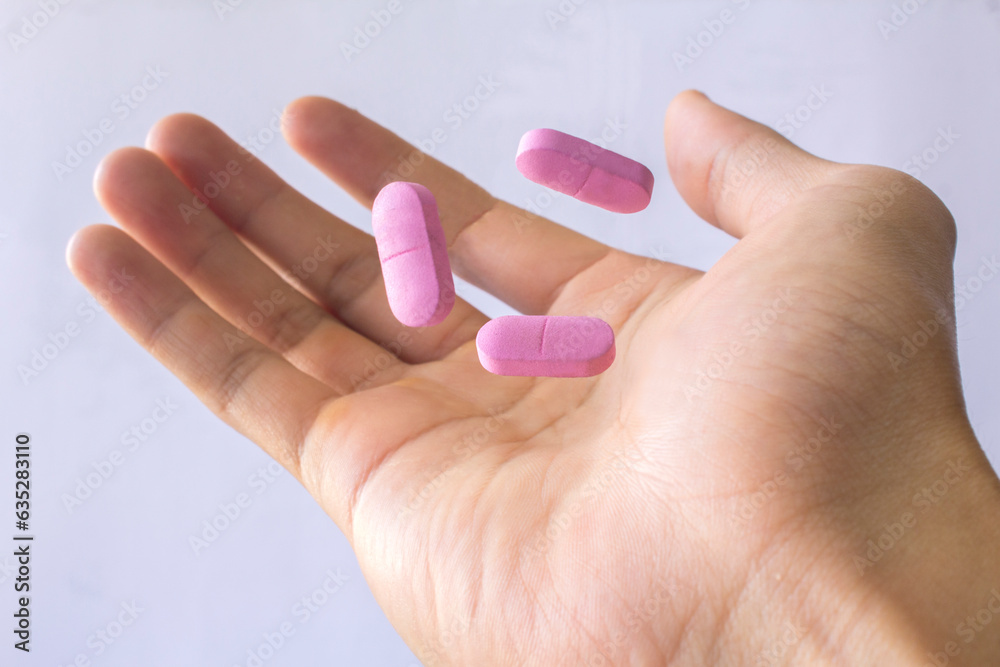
left=67, top=91, right=1000, bottom=666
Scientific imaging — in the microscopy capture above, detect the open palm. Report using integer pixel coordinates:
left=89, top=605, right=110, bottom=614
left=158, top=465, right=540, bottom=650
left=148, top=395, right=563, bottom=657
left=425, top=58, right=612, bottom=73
left=68, top=91, right=987, bottom=665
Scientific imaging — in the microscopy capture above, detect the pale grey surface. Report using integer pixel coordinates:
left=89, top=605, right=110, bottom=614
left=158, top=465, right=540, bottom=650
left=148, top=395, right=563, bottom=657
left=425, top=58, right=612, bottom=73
left=1, top=1, right=998, bottom=665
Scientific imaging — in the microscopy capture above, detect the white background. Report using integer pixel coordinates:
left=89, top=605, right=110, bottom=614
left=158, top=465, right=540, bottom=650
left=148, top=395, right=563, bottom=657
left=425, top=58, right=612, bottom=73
left=1, top=1, right=998, bottom=665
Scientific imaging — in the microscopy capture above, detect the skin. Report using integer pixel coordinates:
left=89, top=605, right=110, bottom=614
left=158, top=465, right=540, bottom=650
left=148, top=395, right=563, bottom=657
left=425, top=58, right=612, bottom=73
left=67, top=90, right=1000, bottom=665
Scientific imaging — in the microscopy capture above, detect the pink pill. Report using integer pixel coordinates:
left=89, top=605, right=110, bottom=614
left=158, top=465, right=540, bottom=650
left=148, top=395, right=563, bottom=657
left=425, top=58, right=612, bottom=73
left=372, top=182, right=455, bottom=327
left=515, top=128, right=654, bottom=214
left=476, top=315, right=615, bottom=377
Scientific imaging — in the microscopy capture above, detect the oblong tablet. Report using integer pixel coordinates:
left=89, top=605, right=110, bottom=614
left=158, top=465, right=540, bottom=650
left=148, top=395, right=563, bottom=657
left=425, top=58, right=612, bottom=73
left=515, top=128, right=654, bottom=214
left=476, top=315, right=615, bottom=377
left=372, top=182, right=455, bottom=327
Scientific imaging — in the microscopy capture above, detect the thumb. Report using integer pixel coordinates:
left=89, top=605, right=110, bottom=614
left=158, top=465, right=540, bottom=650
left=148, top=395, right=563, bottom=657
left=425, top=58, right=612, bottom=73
left=663, top=90, right=839, bottom=239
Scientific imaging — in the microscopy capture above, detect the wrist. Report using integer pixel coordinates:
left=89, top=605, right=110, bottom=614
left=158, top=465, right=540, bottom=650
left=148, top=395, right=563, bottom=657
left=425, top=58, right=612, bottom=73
left=860, top=434, right=1000, bottom=665
left=720, top=421, right=1000, bottom=666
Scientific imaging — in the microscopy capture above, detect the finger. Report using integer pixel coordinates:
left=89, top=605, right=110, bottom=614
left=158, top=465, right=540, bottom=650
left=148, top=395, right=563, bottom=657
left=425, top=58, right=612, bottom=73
left=663, top=90, right=841, bottom=239
left=94, top=147, right=406, bottom=394
left=66, top=224, right=336, bottom=476
left=280, top=96, right=620, bottom=315
left=145, top=113, right=485, bottom=363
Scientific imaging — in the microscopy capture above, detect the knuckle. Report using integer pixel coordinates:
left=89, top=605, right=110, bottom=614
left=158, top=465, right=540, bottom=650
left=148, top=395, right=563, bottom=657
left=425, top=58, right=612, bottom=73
left=834, top=165, right=956, bottom=256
